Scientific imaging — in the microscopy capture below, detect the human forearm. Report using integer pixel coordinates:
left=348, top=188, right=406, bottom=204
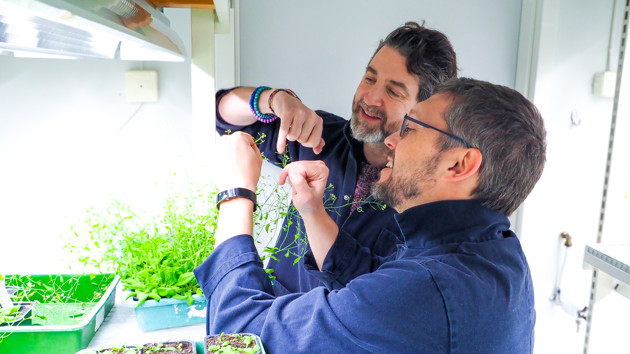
left=301, top=208, right=339, bottom=271
left=213, top=132, right=262, bottom=247
left=218, top=87, right=273, bottom=126
left=279, top=161, right=333, bottom=270
left=214, top=198, right=255, bottom=248
left=218, top=86, right=325, bottom=154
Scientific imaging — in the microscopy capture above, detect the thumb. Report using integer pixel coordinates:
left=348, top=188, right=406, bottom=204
left=288, top=171, right=310, bottom=195
left=313, top=138, right=326, bottom=155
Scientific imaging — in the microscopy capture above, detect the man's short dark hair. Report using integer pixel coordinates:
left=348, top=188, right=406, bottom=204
left=435, top=77, right=547, bottom=216
left=372, top=21, right=458, bottom=102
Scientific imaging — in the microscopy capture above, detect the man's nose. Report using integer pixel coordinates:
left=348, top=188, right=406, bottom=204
left=384, top=131, right=399, bottom=151
left=363, top=85, right=385, bottom=106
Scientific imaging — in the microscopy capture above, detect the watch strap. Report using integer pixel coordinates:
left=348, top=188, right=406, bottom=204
left=216, top=188, right=257, bottom=211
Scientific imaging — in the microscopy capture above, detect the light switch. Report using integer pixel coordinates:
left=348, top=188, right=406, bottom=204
left=125, top=70, right=158, bottom=102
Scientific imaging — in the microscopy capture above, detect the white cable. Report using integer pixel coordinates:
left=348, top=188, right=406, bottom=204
left=114, top=103, right=144, bottom=136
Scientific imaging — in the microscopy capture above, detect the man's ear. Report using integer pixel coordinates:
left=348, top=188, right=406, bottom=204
left=445, top=148, right=482, bottom=181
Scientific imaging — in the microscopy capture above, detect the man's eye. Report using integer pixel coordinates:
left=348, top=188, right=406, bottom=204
left=388, top=88, right=402, bottom=98
left=364, top=76, right=376, bottom=84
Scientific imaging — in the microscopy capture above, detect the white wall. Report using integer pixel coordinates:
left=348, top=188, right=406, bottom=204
left=0, top=9, right=198, bottom=274
left=237, top=0, right=521, bottom=116
left=519, top=0, right=627, bottom=353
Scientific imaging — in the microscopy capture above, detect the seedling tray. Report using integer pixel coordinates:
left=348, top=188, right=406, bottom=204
left=77, top=339, right=197, bottom=353
left=0, top=273, right=119, bottom=354
left=134, top=294, right=206, bottom=331
left=203, top=333, right=264, bottom=354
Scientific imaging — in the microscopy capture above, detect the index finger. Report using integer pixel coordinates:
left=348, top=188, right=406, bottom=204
left=276, top=117, right=291, bottom=154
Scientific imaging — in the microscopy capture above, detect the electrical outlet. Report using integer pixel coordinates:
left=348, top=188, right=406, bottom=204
left=592, top=71, right=616, bottom=98
left=125, top=70, right=158, bottom=102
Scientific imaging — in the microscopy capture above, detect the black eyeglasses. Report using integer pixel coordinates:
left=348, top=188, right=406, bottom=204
left=401, top=114, right=472, bottom=148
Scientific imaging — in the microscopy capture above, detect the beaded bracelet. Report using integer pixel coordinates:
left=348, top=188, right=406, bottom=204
left=249, top=86, right=277, bottom=123
left=268, top=88, right=300, bottom=114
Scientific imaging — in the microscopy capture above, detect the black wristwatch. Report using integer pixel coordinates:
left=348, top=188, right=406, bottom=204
left=216, top=188, right=257, bottom=211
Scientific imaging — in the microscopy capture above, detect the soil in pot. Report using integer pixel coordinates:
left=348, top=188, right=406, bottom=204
left=205, top=333, right=261, bottom=354
left=85, top=340, right=195, bottom=354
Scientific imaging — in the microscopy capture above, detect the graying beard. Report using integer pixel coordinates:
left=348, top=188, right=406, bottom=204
left=350, top=117, right=386, bottom=143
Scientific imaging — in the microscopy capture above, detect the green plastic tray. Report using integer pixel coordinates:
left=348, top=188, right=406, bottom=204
left=0, top=273, right=119, bottom=354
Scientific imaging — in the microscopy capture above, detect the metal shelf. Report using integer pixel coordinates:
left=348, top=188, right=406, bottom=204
left=583, top=244, right=630, bottom=287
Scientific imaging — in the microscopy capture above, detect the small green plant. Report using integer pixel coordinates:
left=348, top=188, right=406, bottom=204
left=251, top=132, right=387, bottom=279
left=0, top=306, right=24, bottom=325
left=85, top=341, right=191, bottom=353
left=205, top=333, right=261, bottom=354
left=65, top=184, right=218, bottom=306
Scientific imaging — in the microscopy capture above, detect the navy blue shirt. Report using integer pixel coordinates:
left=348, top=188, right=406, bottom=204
left=215, top=89, right=400, bottom=294
left=194, top=199, right=536, bottom=353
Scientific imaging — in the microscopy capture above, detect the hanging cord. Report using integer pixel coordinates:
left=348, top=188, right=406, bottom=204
left=114, top=103, right=144, bottom=136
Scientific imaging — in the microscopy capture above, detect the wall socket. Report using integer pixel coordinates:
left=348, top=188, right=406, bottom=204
left=125, top=70, right=158, bottom=102
left=592, top=71, right=616, bottom=98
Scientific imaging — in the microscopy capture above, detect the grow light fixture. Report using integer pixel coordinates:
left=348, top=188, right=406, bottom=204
left=0, top=0, right=186, bottom=61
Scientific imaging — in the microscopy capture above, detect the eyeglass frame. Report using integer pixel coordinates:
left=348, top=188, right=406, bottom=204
left=400, top=114, right=472, bottom=148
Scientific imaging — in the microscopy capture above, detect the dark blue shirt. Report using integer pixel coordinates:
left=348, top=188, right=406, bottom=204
left=215, top=89, right=400, bottom=294
left=194, top=199, right=536, bottom=353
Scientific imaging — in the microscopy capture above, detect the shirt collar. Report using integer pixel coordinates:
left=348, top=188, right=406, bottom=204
left=394, top=199, right=511, bottom=249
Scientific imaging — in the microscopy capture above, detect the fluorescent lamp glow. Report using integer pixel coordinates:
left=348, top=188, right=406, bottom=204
left=0, top=0, right=185, bottom=61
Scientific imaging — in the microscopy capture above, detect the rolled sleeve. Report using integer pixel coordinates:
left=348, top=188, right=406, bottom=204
left=194, top=234, right=262, bottom=299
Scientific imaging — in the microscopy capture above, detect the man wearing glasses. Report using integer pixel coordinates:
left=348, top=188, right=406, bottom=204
left=213, top=22, right=458, bottom=295
left=196, top=77, right=546, bottom=353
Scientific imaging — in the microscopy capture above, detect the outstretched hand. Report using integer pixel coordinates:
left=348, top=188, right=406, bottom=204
left=279, top=161, right=329, bottom=216
left=272, top=91, right=326, bottom=155
left=216, top=132, right=263, bottom=191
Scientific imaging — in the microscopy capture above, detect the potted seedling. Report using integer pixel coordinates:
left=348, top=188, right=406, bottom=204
left=66, top=185, right=218, bottom=331
left=204, top=333, right=264, bottom=354
left=78, top=339, right=197, bottom=354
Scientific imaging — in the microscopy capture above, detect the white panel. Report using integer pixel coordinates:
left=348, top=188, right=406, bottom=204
left=0, top=9, right=194, bottom=274
left=238, top=0, right=521, bottom=116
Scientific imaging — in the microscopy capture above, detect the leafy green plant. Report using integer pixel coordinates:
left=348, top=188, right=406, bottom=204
left=65, top=185, right=218, bottom=306
left=84, top=340, right=193, bottom=354
left=0, top=306, right=25, bottom=325
left=205, top=333, right=261, bottom=354
left=66, top=132, right=386, bottom=296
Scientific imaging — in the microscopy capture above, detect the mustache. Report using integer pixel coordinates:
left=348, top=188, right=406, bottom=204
left=357, top=100, right=385, bottom=119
